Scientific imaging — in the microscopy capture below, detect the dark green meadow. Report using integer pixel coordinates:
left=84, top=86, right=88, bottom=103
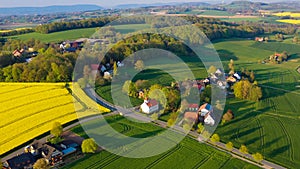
left=64, top=115, right=260, bottom=169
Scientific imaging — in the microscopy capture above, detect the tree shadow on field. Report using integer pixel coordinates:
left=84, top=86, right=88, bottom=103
left=130, top=129, right=165, bottom=138
left=244, top=136, right=264, bottom=146
left=217, top=49, right=238, bottom=61
left=264, top=137, right=283, bottom=149
left=268, top=145, right=290, bottom=158
left=230, top=126, right=261, bottom=139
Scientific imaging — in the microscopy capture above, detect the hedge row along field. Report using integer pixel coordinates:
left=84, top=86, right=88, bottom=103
left=64, top=115, right=261, bottom=169
left=0, top=83, right=110, bottom=155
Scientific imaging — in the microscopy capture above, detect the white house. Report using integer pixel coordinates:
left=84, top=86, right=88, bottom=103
left=199, top=103, right=215, bottom=126
left=204, top=114, right=215, bottom=126
left=140, top=99, right=159, bottom=114
left=233, top=73, right=241, bottom=80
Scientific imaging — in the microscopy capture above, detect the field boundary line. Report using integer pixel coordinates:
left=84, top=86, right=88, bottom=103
left=260, top=85, right=300, bottom=95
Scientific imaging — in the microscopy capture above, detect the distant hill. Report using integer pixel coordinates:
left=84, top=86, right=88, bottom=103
left=114, top=2, right=211, bottom=9
left=0, top=5, right=103, bottom=15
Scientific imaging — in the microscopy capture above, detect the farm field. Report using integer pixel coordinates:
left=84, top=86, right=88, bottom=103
left=273, top=12, right=300, bottom=18
left=276, top=19, right=300, bottom=25
left=63, top=115, right=261, bottom=169
left=0, top=83, right=110, bottom=155
left=94, top=38, right=300, bottom=168
left=214, top=39, right=300, bottom=168
left=8, top=24, right=150, bottom=43
left=181, top=10, right=234, bottom=16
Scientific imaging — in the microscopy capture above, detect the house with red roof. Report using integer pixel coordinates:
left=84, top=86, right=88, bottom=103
left=140, top=98, right=159, bottom=114
left=188, top=104, right=199, bottom=112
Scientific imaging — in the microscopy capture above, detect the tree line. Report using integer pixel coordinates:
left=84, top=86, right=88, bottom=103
left=0, top=28, right=34, bottom=37
left=35, top=16, right=118, bottom=34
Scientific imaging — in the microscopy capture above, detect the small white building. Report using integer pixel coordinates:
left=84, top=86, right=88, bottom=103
left=140, top=99, right=159, bottom=114
left=204, top=114, right=215, bottom=126
left=199, top=103, right=215, bottom=126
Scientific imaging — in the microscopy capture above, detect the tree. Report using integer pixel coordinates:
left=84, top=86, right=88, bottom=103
left=183, top=122, right=193, bottom=132
left=122, top=80, right=131, bottom=94
left=228, top=59, right=235, bottom=72
left=225, top=142, right=234, bottom=151
left=33, top=158, right=49, bottom=169
left=197, top=123, right=204, bottom=134
left=207, top=65, right=217, bottom=74
left=82, top=138, right=98, bottom=153
left=210, top=134, right=220, bottom=143
left=222, top=109, right=234, bottom=122
left=113, top=61, right=118, bottom=76
left=135, top=80, right=150, bottom=90
left=135, top=60, right=144, bottom=71
left=83, top=65, right=91, bottom=79
left=252, top=152, right=263, bottom=163
left=167, top=112, right=178, bottom=127
left=151, top=113, right=159, bottom=120
left=167, top=118, right=175, bottom=127
left=239, top=145, right=248, bottom=155
left=51, top=122, right=63, bottom=138
left=250, top=71, right=255, bottom=82
left=233, top=80, right=262, bottom=101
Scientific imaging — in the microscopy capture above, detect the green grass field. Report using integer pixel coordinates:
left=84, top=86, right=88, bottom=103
left=94, top=39, right=300, bottom=168
left=99, top=39, right=300, bottom=168
left=181, top=10, right=234, bottom=16
left=64, top=115, right=260, bottom=169
left=8, top=24, right=150, bottom=43
left=213, top=39, right=300, bottom=168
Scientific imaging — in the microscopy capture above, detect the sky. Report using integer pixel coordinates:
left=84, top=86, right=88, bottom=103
left=0, top=0, right=283, bottom=8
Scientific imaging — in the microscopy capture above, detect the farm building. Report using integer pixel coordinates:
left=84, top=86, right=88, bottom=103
left=184, top=112, right=199, bottom=124
left=12, top=49, right=24, bottom=57
left=199, top=103, right=215, bottom=126
left=187, top=104, right=199, bottom=112
left=140, top=98, right=159, bottom=114
left=24, top=140, right=63, bottom=166
left=3, top=153, right=36, bottom=169
left=199, top=103, right=213, bottom=116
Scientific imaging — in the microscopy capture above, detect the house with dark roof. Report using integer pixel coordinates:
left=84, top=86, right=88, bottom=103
left=24, top=140, right=63, bottom=166
left=3, top=153, right=36, bottom=169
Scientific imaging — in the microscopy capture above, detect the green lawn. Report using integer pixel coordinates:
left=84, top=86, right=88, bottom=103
left=64, top=115, right=261, bottom=169
left=179, top=10, right=234, bottom=16
left=7, top=24, right=150, bottom=43
left=114, top=24, right=151, bottom=34
left=200, top=10, right=234, bottom=16
left=94, top=38, right=300, bottom=168
left=8, top=28, right=97, bottom=43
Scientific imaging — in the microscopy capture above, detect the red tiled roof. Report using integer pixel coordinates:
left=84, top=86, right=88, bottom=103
left=184, top=112, right=198, bottom=121
left=147, top=99, right=158, bottom=107
left=189, top=104, right=199, bottom=109
left=90, top=64, right=99, bottom=70
left=199, top=103, right=208, bottom=111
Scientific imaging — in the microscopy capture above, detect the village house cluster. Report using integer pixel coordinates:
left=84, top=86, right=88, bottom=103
left=2, top=139, right=81, bottom=169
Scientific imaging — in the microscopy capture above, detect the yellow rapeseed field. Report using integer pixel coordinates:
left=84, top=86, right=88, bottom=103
left=276, top=19, right=300, bottom=25
left=273, top=12, right=300, bottom=17
left=0, top=83, right=110, bottom=155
